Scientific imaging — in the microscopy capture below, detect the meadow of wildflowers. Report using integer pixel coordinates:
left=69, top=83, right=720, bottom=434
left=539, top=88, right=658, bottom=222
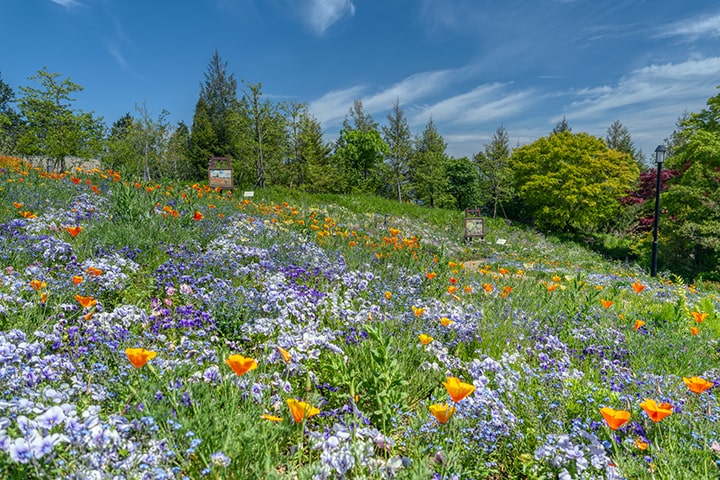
left=1, top=155, right=720, bottom=479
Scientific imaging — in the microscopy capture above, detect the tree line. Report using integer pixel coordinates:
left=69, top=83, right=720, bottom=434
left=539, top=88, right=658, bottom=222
left=1, top=52, right=719, bottom=281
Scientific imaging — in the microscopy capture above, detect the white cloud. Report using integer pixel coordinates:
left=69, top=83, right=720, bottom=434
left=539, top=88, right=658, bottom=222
left=49, top=0, right=82, bottom=8
left=308, top=85, right=365, bottom=127
left=410, top=83, right=538, bottom=126
left=106, top=42, right=128, bottom=70
left=660, top=13, right=720, bottom=40
left=305, top=0, right=355, bottom=35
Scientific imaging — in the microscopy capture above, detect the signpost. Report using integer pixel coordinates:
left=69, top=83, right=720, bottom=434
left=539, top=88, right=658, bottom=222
left=208, top=156, right=234, bottom=191
left=464, top=208, right=485, bottom=242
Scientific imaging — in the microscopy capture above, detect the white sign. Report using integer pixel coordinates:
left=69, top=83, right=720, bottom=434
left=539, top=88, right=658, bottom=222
left=496, top=238, right=507, bottom=245
left=243, top=191, right=254, bottom=198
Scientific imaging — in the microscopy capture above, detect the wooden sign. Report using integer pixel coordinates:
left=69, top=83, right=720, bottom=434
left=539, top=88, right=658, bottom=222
left=208, top=156, right=233, bottom=190
left=464, top=208, right=485, bottom=242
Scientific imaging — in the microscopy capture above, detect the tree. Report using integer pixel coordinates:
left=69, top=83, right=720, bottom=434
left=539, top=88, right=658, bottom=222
left=510, top=131, right=639, bottom=232
left=16, top=67, right=104, bottom=171
left=342, top=99, right=378, bottom=133
left=199, top=50, right=237, bottom=156
left=659, top=89, right=720, bottom=280
left=333, top=127, right=389, bottom=194
left=0, top=72, right=20, bottom=155
left=474, top=124, right=514, bottom=217
left=105, top=112, right=140, bottom=172
left=552, top=116, right=572, bottom=134
left=382, top=98, right=412, bottom=202
left=410, top=118, right=452, bottom=208
left=134, top=101, right=170, bottom=181
left=189, top=98, right=216, bottom=179
left=166, top=121, right=192, bottom=180
left=282, top=100, right=308, bottom=188
left=234, top=81, right=287, bottom=189
left=445, top=156, right=480, bottom=210
left=302, top=112, right=337, bottom=193
left=606, top=120, right=645, bottom=170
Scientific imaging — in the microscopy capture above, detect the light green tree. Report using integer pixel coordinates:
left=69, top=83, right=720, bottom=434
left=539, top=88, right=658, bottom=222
left=333, top=128, right=390, bottom=194
left=510, top=131, right=638, bottom=232
left=16, top=67, right=104, bottom=171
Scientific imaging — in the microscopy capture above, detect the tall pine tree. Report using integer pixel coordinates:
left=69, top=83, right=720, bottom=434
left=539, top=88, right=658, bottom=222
left=382, top=98, right=412, bottom=202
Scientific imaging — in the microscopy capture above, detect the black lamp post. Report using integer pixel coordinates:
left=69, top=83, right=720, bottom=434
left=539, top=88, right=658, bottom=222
left=650, top=144, right=667, bottom=277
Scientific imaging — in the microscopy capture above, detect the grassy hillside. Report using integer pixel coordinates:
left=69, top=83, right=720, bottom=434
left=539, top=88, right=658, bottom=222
left=0, top=158, right=719, bottom=479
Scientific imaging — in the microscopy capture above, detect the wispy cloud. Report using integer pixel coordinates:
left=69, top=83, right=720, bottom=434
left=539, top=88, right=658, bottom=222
left=308, top=68, right=466, bottom=127
left=106, top=41, right=128, bottom=70
left=49, top=0, right=82, bottom=8
left=303, top=0, right=355, bottom=35
left=660, top=13, right=720, bottom=40
left=565, top=57, right=720, bottom=119
left=410, top=83, right=538, bottom=126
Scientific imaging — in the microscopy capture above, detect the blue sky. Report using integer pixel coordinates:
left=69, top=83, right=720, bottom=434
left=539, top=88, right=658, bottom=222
left=3, top=0, right=720, bottom=160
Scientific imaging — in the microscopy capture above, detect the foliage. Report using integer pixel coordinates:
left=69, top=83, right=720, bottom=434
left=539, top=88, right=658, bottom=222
left=606, top=119, right=646, bottom=170
left=333, top=127, right=390, bottom=194
left=510, top=131, right=639, bottom=233
left=410, top=118, right=453, bottom=208
left=381, top=98, right=413, bottom=203
left=474, top=124, right=514, bottom=217
left=1, top=161, right=720, bottom=479
left=15, top=67, right=104, bottom=171
left=445, top=156, right=481, bottom=210
left=660, top=94, right=720, bottom=280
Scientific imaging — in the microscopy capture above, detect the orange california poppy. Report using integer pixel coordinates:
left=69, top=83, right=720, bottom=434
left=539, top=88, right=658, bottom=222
left=498, top=268, right=510, bottom=275
left=482, top=283, right=493, bottom=293
left=464, top=285, right=473, bottom=293
left=600, top=407, right=631, bottom=430
left=426, top=272, right=437, bottom=280
left=443, top=377, right=475, bottom=403
left=286, top=398, right=320, bottom=423
left=125, top=348, right=157, bottom=368
left=633, top=320, right=646, bottom=330
left=683, top=376, right=714, bottom=394
left=19, top=211, right=37, bottom=219
left=225, top=354, right=258, bottom=377
left=384, top=291, right=392, bottom=300
left=447, top=285, right=457, bottom=294
left=412, top=306, right=425, bottom=317
left=418, top=334, right=434, bottom=345
left=639, top=398, right=673, bottom=423
left=601, top=299, right=613, bottom=309
left=631, top=282, right=646, bottom=294
left=691, top=311, right=708, bottom=323
left=440, top=317, right=453, bottom=327
left=546, top=283, right=558, bottom=292
left=429, top=403, right=456, bottom=424
left=66, top=226, right=83, bottom=237
left=86, top=267, right=103, bottom=277
left=29, top=279, right=47, bottom=290
left=13, top=202, right=23, bottom=209
left=691, top=326, right=699, bottom=336
left=72, top=275, right=84, bottom=285
left=193, top=211, right=204, bottom=221
left=74, top=295, right=97, bottom=309
left=276, top=346, right=292, bottom=363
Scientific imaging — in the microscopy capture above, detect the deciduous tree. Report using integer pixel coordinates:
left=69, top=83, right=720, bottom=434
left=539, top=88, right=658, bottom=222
left=382, top=98, right=412, bottom=202
left=510, top=131, right=638, bottom=232
left=16, top=67, right=104, bottom=171
left=474, top=124, right=513, bottom=217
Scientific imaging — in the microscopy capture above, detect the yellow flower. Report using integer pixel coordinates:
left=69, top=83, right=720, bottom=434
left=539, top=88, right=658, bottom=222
left=418, top=334, right=434, bottom=345
left=384, top=291, right=392, bottom=300
left=442, top=377, right=475, bottom=403
left=440, top=317, right=453, bottom=327
left=125, top=348, right=157, bottom=368
left=411, top=306, right=425, bottom=317
left=225, top=354, right=258, bottom=377
left=429, top=403, right=455, bottom=424
left=633, top=319, right=646, bottom=330
left=286, top=398, right=320, bottom=423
